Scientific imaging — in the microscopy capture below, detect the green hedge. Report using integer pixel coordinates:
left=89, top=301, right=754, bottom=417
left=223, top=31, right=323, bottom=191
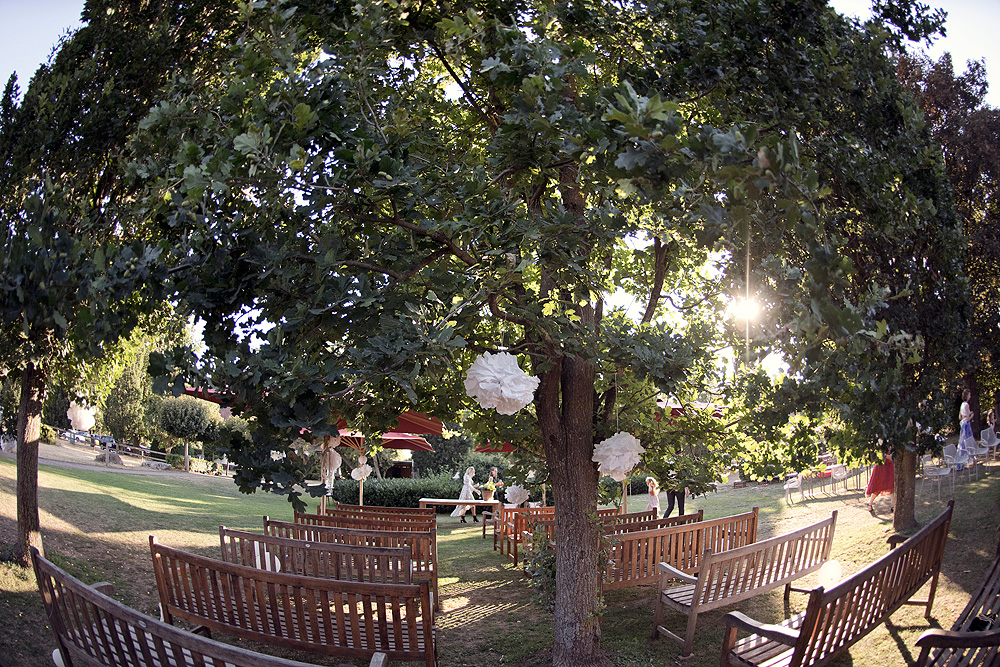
left=40, top=423, right=57, bottom=444
left=317, top=473, right=547, bottom=512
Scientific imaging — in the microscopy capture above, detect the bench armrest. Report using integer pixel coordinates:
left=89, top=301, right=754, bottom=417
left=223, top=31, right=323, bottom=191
left=723, top=611, right=800, bottom=646
left=91, top=582, right=115, bottom=595
left=657, top=561, right=697, bottom=584
left=915, top=627, right=1000, bottom=650
left=886, top=534, right=909, bottom=549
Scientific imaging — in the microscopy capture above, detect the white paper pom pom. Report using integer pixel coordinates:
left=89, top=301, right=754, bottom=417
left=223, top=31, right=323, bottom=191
left=464, top=352, right=540, bottom=415
left=350, top=464, right=373, bottom=481
left=66, top=402, right=95, bottom=432
left=592, top=432, right=644, bottom=481
left=505, top=483, right=530, bottom=506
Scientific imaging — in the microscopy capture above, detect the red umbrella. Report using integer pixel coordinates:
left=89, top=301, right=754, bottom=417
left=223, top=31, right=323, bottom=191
left=337, top=431, right=434, bottom=452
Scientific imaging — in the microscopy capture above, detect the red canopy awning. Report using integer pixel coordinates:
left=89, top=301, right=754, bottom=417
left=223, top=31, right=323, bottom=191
left=474, top=441, right=515, bottom=453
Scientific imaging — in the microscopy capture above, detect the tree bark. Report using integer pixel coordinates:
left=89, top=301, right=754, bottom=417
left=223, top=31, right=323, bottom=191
left=538, top=347, right=607, bottom=666
left=893, top=447, right=918, bottom=532
left=15, top=362, right=47, bottom=564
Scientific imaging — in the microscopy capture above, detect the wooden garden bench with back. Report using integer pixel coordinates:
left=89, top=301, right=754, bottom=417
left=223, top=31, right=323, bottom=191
left=220, top=526, right=414, bottom=584
left=31, top=546, right=388, bottom=667
left=654, top=511, right=838, bottom=656
left=603, top=508, right=759, bottom=592
left=721, top=501, right=953, bottom=667
left=150, top=536, right=437, bottom=667
left=915, top=525, right=1000, bottom=666
left=268, top=515, right=440, bottom=610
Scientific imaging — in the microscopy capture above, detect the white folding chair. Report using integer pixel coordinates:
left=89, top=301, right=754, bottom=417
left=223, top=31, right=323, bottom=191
left=920, top=454, right=952, bottom=501
left=963, top=435, right=987, bottom=480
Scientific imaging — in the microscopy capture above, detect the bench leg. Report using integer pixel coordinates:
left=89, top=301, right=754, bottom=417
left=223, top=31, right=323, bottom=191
left=652, top=591, right=664, bottom=639
left=683, top=610, right=699, bottom=656
left=721, top=622, right=739, bottom=667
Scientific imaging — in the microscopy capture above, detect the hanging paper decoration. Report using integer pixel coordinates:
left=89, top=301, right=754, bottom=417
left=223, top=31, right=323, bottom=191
left=592, top=432, right=645, bottom=481
left=350, top=454, right=373, bottom=481
left=66, top=402, right=95, bottom=432
left=464, top=351, right=540, bottom=415
left=323, top=448, right=343, bottom=492
left=505, top=483, right=530, bottom=507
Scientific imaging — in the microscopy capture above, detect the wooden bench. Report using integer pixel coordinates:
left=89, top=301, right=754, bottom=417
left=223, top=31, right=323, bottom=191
left=220, top=526, right=413, bottom=583
left=318, top=507, right=438, bottom=529
left=915, top=527, right=1000, bottom=666
left=507, top=507, right=555, bottom=562
left=417, top=497, right=501, bottom=515
left=267, top=515, right=439, bottom=610
left=722, top=501, right=953, bottom=667
left=655, top=511, right=838, bottom=655
left=603, top=510, right=704, bottom=536
left=31, top=546, right=388, bottom=667
left=150, top=536, right=437, bottom=666
left=603, top=509, right=759, bottom=591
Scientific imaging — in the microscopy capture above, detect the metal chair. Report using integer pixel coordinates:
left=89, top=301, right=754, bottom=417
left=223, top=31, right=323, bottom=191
left=962, top=435, right=988, bottom=480
left=829, top=464, right=849, bottom=493
left=943, top=443, right=973, bottom=483
left=920, top=454, right=952, bottom=501
left=783, top=473, right=802, bottom=504
left=981, top=427, right=1000, bottom=461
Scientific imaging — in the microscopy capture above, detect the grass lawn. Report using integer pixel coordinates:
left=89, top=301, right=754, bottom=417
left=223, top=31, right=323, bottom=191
left=1, top=454, right=999, bottom=666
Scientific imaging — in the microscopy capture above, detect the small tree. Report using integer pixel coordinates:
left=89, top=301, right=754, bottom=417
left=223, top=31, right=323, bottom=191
left=158, top=395, right=219, bottom=471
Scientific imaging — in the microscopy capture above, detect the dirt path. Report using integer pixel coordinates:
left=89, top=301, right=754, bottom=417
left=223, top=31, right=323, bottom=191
left=0, top=439, right=192, bottom=476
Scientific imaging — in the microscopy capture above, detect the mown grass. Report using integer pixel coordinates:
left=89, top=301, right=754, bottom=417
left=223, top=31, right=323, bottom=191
left=1, top=455, right=998, bottom=666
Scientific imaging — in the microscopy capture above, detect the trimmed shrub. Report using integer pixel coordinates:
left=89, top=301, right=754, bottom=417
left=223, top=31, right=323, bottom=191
left=39, top=423, right=57, bottom=444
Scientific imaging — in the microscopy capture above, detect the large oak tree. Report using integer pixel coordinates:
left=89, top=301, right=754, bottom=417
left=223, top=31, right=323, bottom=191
left=134, top=0, right=967, bottom=663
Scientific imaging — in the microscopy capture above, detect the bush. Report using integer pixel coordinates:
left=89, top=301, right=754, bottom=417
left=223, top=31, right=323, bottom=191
left=165, top=453, right=184, bottom=468
left=39, top=423, right=57, bottom=444
left=317, top=473, right=466, bottom=512
left=188, top=456, right=225, bottom=475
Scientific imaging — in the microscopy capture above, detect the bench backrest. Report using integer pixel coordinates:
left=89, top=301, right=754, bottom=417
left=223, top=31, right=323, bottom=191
left=330, top=503, right=437, bottom=517
left=265, top=517, right=435, bottom=577
left=692, top=511, right=838, bottom=609
left=789, top=502, right=953, bottom=667
left=596, top=507, right=623, bottom=518
left=603, top=508, right=758, bottom=589
left=220, top=526, right=413, bottom=584
left=299, top=509, right=436, bottom=532
left=150, top=537, right=435, bottom=664
left=602, top=511, right=704, bottom=536
left=603, top=509, right=659, bottom=525
left=31, top=547, right=321, bottom=667
left=319, top=508, right=437, bottom=527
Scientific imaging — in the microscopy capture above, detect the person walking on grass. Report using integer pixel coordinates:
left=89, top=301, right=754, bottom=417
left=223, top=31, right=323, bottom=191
left=645, top=476, right=660, bottom=513
left=451, top=466, right=481, bottom=523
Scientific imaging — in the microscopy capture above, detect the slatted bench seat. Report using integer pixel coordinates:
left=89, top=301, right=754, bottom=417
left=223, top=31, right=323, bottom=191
left=603, top=509, right=759, bottom=592
left=220, top=526, right=413, bottom=584
left=656, top=511, right=837, bottom=655
left=722, top=501, right=953, bottom=667
left=915, top=527, right=1000, bottom=666
left=332, top=503, right=437, bottom=517
left=31, top=546, right=388, bottom=667
left=266, top=516, right=439, bottom=610
left=150, top=536, right=437, bottom=667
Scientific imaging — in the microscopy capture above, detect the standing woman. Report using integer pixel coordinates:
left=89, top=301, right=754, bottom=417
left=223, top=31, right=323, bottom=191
left=645, top=477, right=661, bottom=513
left=865, top=446, right=895, bottom=514
left=960, top=389, right=975, bottom=446
left=451, top=466, right=481, bottom=523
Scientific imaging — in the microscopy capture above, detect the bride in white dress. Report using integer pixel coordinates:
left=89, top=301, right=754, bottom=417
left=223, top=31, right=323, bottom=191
left=451, top=466, right=481, bottom=522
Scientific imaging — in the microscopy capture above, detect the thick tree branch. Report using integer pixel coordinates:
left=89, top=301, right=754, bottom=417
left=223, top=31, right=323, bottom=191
left=641, top=236, right=669, bottom=323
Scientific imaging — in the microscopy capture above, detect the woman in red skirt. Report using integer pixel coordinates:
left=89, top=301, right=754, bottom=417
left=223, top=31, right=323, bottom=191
left=866, top=452, right=895, bottom=514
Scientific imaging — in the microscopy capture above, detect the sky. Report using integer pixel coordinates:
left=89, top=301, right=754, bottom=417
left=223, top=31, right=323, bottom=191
left=0, top=0, right=997, bottom=104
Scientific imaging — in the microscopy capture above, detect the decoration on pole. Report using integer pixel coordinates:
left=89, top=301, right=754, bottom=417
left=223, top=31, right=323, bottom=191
left=323, top=448, right=342, bottom=493
left=66, top=402, right=95, bottom=432
left=592, top=432, right=644, bottom=482
left=350, top=455, right=373, bottom=481
left=464, top=351, right=539, bottom=415
left=505, top=483, right=530, bottom=507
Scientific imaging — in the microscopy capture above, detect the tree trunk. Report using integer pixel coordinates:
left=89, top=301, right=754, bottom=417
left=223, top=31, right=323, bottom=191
left=537, top=349, right=607, bottom=667
left=893, top=448, right=918, bottom=532
left=15, top=362, right=47, bottom=564
left=184, top=440, right=189, bottom=472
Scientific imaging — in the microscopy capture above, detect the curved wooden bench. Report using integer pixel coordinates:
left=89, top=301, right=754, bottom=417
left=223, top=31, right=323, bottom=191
left=722, top=501, right=953, bottom=667
left=150, top=537, right=437, bottom=666
left=915, top=526, right=1000, bottom=666
left=656, top=511, right=838, bottom=656
left=31, top=546, right=388, bottom=667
